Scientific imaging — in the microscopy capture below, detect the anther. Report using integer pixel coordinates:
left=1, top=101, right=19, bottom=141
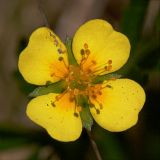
left=104, top=66, right=108, bottom=70
left=80, top=49, right=85, bottom=55
left=74, top=112, right=79, bottom=117
left=58, top=56, right=68, bottom=70
left=84, top=43, right=88, bottom=49
left=92, top=94, right=97, bottom=99
left=58, top=48, right=63, bottom=54
left=50, top=33, right=59, bottom=47
left=58, top=56, right=64, bottom=61
left=104, top=65, right=112, bottom=71
left=52, top=35, right=56, bottom=39
left=50, top=32, right=55, bottom=38
left=54, top=40, right=58, bottom=46
left=85, top=49, right=90, bottom=55
left=51, top=102, right=56, bottom=107
left=108, top=60, right=112, bottom=64
left=55, top=96, right=59, bottom=101
left=96, top=109, right=100, bottom=114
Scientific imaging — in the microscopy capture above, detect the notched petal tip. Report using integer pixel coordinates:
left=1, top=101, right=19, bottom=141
left=26, top=93, right=82, bottom=142
left=18, top=27, right=68, bottom=85
left=90, top=79, right=145, bottom=132
left=72, top=19, right=131, bottom=75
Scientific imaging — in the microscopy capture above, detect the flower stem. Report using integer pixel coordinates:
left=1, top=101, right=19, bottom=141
left=86, top=130, right=102, bottom=160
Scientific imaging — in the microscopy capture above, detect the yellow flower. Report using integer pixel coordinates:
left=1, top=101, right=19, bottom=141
left=18, top=19, right=145, bottom=142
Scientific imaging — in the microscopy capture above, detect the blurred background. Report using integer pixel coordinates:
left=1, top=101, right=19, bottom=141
left=0, top=0, right=160, bottom=159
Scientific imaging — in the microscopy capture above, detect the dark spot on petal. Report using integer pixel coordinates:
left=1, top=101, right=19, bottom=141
left=85, top=49, right=90, bottom=55
left=51, top=102, right=56, bottom=107
left=106, top=85, right=112, bottom=89
left=58, top=48, right=63, bottom=54
left=58, top=56, right=64, bottom=61
left=96, top=109, right=100, bottom=114
left=74, top=112, right=79, bottom=117
left=80, top=49, right=85, bottom=55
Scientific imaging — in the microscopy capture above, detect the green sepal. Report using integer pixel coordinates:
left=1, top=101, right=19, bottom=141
left=92, top=73, right=122, bottom=84
left=80, top=106, right=93, bottom=131
left=65, top=37, right=78, bottom=66
left=76, top=95, right=93, bottom=131
left=29, top=80, right=67, bottom=98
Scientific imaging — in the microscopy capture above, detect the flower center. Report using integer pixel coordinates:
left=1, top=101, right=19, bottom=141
left=50, top=63, right=107, bottom=117
left=50, top=43, right=114, bottom=117
left=66, top=65, right=90, bottom=90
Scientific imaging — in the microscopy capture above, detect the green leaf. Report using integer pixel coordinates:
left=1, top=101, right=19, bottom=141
left=29, top=80, right=67, bottom=97
left=92, top=73, right=122, bottom=84
left=0, top=138, right=29, bottom=150
left=77, top=95, right=93, bottom=131
left=65, top=37, right=78, bottom=66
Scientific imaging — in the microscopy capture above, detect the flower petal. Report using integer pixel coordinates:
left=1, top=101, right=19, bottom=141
left=26, top=93, right=82, bottom=142
left=90, top=79, right=145, bottom=132
left=72, top=19, right=130, bottom=74
left=18, top=27, right=68, bottom=85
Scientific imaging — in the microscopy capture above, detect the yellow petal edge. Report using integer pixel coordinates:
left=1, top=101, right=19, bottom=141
left=90, top=79, right=145, bottom=132
left=18, top=27, right=68, bottom=85
left=26, top=93, right=82, bottom=142
left=73, top=19, right=130, bottom=74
